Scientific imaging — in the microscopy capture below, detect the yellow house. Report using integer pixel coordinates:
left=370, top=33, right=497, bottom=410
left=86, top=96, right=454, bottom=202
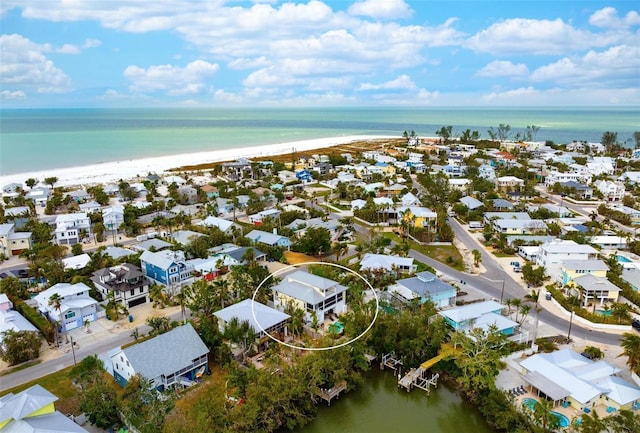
left=0, top=223, right=32, bottom=257
left=560, top=259, right=609, bottom=287
left=0, top=384, right=88, bottom=432
left=374, top=162, right=396, bottom=176
left=399, top=206, right=437, bottom=229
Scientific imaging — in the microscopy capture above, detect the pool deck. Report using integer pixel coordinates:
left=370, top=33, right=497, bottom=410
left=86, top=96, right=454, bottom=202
left=514, top=392, right=614, bottom=425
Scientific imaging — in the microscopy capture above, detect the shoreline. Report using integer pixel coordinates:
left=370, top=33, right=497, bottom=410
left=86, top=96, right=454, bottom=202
left=0, top=135, right=395, bottom=188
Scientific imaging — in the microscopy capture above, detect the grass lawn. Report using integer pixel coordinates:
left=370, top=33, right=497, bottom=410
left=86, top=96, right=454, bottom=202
left=0, top=360, right=41, bottom=376
left=380, top=232, right=465, bottom=272
left=1, top=365, right=82, bottom=415
left=283, top=251, right=318, bottom=264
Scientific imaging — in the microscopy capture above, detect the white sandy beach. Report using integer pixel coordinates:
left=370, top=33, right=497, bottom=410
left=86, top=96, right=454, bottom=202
left=1, top=135, right=394, bottom=188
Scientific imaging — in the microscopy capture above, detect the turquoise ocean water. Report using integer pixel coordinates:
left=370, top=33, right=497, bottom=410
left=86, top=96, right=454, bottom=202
left=1, top=107, right=638, bottom=175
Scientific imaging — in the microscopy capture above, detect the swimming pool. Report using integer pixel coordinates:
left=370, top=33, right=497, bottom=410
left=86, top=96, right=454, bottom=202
left=617, top=255, right=632, bottom=263
left=550, top=411, right=570, bottom=428
left=328, top=321, right=344, bottom=334
left=522, top=398, right=570, bottom=428
left=596, top=309, right=612, bottom=316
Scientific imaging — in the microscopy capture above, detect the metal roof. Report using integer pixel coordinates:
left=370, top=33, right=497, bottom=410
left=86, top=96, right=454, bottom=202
left=214, top=299, right=290, bottom=334
left=523, top=371, right=571, bottom=401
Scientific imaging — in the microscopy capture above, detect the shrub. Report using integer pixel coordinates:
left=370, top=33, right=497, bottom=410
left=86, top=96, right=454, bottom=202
left=14, top=301, right=55, bottom=342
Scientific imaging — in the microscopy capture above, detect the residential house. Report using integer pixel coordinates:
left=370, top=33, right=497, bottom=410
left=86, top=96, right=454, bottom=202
left=25, top=186, right=50, bottom=206
left=272, top=270, right=348, bottom=323
left=587, top=157, right=615, bottom=176
left=374, top=162, right=396, bottom=176
left=622, top=268, right=640, bottom=291
left=1, top=182, right=22, bottom=195
left=164, top=175, right=187, bottom=185
left=102, top=205, right=124, bottom=231
left=171, top=230, right=204, bottom=246
left=381, top=183, right=405, bottom=197
left=0, top=223, right=32, bottom=256
left=560, top=260, right=608, bottom=286
left=589, top=236, right=628, bottom=250
left=535, top=241, right=599, bottom=280
left=492, top=219, right=547, bottom=235
left=295, top=169, right=313, bottom=182
left=448, top=178, right=472, bottom=192
left=197, top=215, right=235, bottom=233
left=593, top=180, right=625, bottom=202
left=559, top=181, right=593, bottom=200
left=398, top=206, right=437, bottom=230
left=520, top=349, right=640, bottom=411
left=249, top=208, right=281, bottom=225
left=350, top=199, right=367, bottom=210
left=618, top=171, right=640, bottom=185
left=245, top=229, right=291, bottom=249
left=0, top=293, right=38, bottom=346
left=62, top=253, right=91, bottom=271
left=133, top=238, right=172, bottom=252
left=0, top=384, right=89, bottom=432
left=478, top=164, right=496, bottom=180
left=200, top=184, right=219, bottom=199
left=540, top=204, right=573, bottom=217
left=214, top=299, right=290, bottom=347
left=496, top=176, right=524, bottom=192
left=389, top=271, right=456, bottom=308
left=139, top=249, right=194, bottom=287
left=65, top=189, right=90, bottom=203
left=609, top=204, right=640, bottom=225
left=572, top=274, right=620, bottom=308
left=400, top=192, right=420, bottom=207
left=79, top=201, right=101, bottom=213
left=545, top=171, right=592, bottom=187
left=492, top=199, right=515, bottom=210
left=459, top=196, right=484, bottom=211
left=177, top=185, right=198, bottom=204
left=278, top=170, right=297, bottom=183
left=287, top=217, right=343, bottom=242
left=210, top=246, right=266, bottom=270
left=91, top=264, right=150, bottom=308
left=360, top=253, right=416, bottom=274
left=111, top=323, right=209, bottom=390
left=34, top=283, right=99, bottom=332
left=3, top=206, right=30, bottom=229
left=438, top=300, right=518, bottom=336
left=54, top=213, right=91, bottom=245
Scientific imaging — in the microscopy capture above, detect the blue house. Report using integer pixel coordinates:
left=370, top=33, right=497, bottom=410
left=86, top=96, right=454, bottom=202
left=438, top=300, right=517, bottom=336
left=295, top=169, right=313, bottom=182
left=139, top=249, right=193, bottom=286
left=389, top=271, right=456, bottom=308
left=245, top=229, right=291, bottom=249
left=110, top=323, right=209, bottom=390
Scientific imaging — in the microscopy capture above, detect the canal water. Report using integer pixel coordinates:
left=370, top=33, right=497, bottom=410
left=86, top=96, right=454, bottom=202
left=293, top=370, right=493, bottom=433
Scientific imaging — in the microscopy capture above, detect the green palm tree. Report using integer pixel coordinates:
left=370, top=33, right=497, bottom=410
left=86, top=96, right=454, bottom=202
left=531, top=398, right=560, bottom=430
left=618, top=332, right=640, bottom=374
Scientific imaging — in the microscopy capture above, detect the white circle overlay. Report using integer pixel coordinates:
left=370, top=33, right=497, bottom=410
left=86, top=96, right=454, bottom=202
left=250, top=262, right=379, bottom=351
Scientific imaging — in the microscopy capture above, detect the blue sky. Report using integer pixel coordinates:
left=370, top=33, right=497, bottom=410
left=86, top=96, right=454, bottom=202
left=1, top=0, right=638, bottom=107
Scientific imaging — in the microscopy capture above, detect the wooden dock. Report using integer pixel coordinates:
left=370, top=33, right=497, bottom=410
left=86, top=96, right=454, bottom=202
left=380, top=353, right=403, bottom=372
left=316, top=381, right=347, bottom=405
left=398, top=368, right=439, bottom=393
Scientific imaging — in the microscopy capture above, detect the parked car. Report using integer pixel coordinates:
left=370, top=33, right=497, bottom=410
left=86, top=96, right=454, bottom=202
left=632, top=319, right=640, bottom=331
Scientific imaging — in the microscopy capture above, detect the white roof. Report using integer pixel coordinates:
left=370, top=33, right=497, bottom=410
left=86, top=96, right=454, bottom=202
left=439, top=300, right=503, bottom=323
left=214, top=299, right=290, bottom=334
left=62, top=253, right=91, bottom=270
left=360, top=253, right=414, bottom=271
left=520, top=350, right=615, bottom=405
left=591, top=376, right=640, bottom=406
left=540, top=240, right=598, bottom=254
left=274, top=270, right=346, bottom=304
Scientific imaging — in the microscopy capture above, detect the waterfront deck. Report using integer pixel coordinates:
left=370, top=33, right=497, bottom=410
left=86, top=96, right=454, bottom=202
left=380, top=353, right=403, bottom=372
left=316, top=381, right=347, bottom=405
left=398, top=367, right=439, bottom=393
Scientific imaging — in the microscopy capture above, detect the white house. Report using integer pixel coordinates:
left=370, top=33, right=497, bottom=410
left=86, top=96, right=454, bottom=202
left=545, top=171, right=592, bottom=187
left=102, top=205, right=125, bottom=231
left=593, top=180, right=625, bottom=202
left=535, top=240, right=599, bottom=268
left=213, top=299, right=290, bottom=342
left=272, top=270, right=348, bottom=323
left=34, top=283, right=99, bottom=332
left=91, top=263, right=150, bottom=308
left=360, top=253, right=416, bottom=274
left=0, top=294, right=38, bottom=347
left=54, top=213, right=91, bottom=245
left=197, top=216, right=235, bottom=233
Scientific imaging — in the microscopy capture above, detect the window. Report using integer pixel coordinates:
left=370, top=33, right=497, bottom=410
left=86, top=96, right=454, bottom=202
left=126, top=360, right=129, bottom=367
left=130, top=289, right=135, bottom=296
left=139, top=288, right=144, bottom=294
left=64, top=311, right=76, bottom=320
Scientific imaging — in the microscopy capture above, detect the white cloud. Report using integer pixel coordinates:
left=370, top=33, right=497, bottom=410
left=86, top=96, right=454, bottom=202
left=481, top=86, right=638, bottom=105
left=530, top=45, right=640, bottom=88
left=589, top=7, right=640, bottom=28
left=476, top=60, right=528, bottom=77
left=348, top=0, right=413, bottom=20
left=228, top=56, right=270, bottom=70
left=123, top=59, right=219, bottom=94
left=359, top=74, right=416, bottom=90
left=83, top=38, right=102, bottom=49
left=1, top=90, right=26, bottom=99
left=466, top=18, right=618, bottom=55
left=0, top=34, right=71, bottom=93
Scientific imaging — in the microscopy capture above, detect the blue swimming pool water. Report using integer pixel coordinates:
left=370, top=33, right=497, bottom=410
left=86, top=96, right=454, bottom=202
left=596, top=309, right=613, bottom=316
left=617, top=255, right=632, bottom=263
left=522, top=398, right=537, bottom=410
left=550, top=411, right=570, bottom=428
left=522, top=399, right=570, bottom=428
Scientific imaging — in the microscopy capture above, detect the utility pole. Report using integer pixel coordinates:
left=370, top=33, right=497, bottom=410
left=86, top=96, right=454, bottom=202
left=500, top=279, right=505, bottom=304
left=69, top=335, right=77, bottom=366
left=567, top=310, right=575, bottom=343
